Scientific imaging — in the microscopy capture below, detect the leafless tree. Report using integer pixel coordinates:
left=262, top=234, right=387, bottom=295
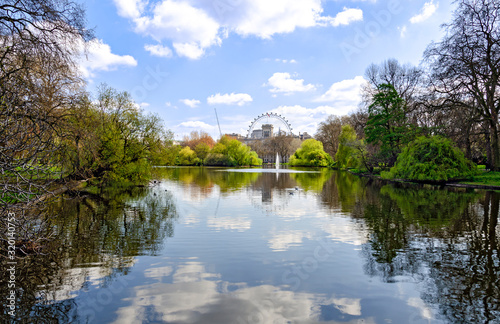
left=1, top=0, right=92, bottom=243
left=315, top=115, right=353, bottom=158
left=424, top=0, right=500, bottom=169
left=363, top=58, right=423, bottom=105
left=265, top=135, right=297, bottom=162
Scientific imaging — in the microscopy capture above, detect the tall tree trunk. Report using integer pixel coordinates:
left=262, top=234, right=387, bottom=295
left=485, top=124, right=492, bottom=170
left=490, top=119, right=500, bottom=171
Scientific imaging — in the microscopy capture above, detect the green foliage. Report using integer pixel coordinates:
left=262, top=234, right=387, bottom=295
left=382, top=136, right=477, bottom=181
left=202, top=136, right=262, bottom=166
left=211, top=142, right=228, bottom=155
left=194, top=142, right=211, bottom=162
left=204, top=153, right=236, bottom=166
left=177, top=146, right=201, bottom=166
left=154, top=166, right=260, bottom=193
left=61, top=85, right=173, bottom=184
left=158, top=145, right=182, bottom=166
left=290, top=169, right=334, bottom=192
left=335, top=125, right=361, bottom=169
left=227, top=138, right=262, bottom=166
left=289, top=139, right=334, bottom=167
left=461, top=171, right=500, bottom=186
left=380, top=185, right=479, bottom=227
left=365, top=83, right=418, bottom=166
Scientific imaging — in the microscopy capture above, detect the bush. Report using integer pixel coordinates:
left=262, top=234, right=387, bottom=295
left=335, top=125, right=360, bottom=169
left=382, top=136, right=477, bottom=181
left=204, top=136, right=262, bottom=166
left=204, top=153, right=236, bottom=166
left=289, top=139, right=334, bottom=167
left=177, top=146, right=201, bottom=166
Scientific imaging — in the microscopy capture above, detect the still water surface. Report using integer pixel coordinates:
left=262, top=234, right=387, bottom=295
left=2, top=167, right=499, bottom=323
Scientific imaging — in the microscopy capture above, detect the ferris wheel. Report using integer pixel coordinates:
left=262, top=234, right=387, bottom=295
left=247, top=112, right=293, bottom=138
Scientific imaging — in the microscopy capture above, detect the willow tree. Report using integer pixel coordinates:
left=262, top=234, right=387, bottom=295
left=424, top=0, right=500, bottom=170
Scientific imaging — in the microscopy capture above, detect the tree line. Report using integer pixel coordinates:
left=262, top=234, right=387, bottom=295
left=172, top=131, right=262, bottom=166
left=315, top=0, right=500, bottom=179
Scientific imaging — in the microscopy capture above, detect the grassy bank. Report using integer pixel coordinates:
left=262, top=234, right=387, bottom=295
left=349, top=165, right=500, bottom=189
left=459, top=170, right=500, bottom=187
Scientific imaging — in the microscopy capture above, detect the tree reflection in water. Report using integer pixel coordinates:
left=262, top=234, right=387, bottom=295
left=352, top=182, right=499, bottom=323
left=1, top=169, right=499, bottom=323
left=0, top=185, right=178, bottom=323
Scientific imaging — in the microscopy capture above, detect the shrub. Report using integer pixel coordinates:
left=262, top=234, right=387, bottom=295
left=177, top=146, right=201, bottom=166
left=204, top=153, right=236, bottom=166
left=382, top=136, right=477, bottom=181
left=289, top=139, right=334, bottom=167
left=205, top=136, right=262, bottom=166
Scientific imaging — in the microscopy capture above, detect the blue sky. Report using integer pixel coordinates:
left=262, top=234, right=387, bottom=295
left=81, top=0, right=454, bottom=140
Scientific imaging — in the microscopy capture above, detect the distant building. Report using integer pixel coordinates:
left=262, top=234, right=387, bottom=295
left=299, top=132, right=312, bottom=140
left=251, top=129, right=263, bottom=139
left=225, top=133, right=244, bottom=140
left=262, top=124, right=274, bottom=138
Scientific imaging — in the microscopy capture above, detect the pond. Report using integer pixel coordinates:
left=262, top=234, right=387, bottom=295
left=2, top=167, right=499, bottom=323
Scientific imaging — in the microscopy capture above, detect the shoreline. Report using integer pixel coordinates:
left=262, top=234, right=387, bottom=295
left=348, top=171, right=500, bottom=191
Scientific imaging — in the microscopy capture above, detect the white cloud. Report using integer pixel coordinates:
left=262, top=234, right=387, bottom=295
left=328, top=7, right=363, bottom=27
left=410, top=1, right=438, bottom=24
left=275, top=59, right=298, bottom=64
left=271, top=104, right=354, bottom=135
left=408, top=297, right=434, bottom=321
left=266, top=72, right=316, bottom=95
left=113, top=0, right=363, bottom=60
left=113, top=0, right=145, bottom=19
left=77, top=39, right=137, bottom=78
left=178, top=121, right=215, bottom=130
left=207, top=216, right=251, bottom=232
left=315, top=76, right=366, bottom=106
left=268, top=230, right=313, bottom=251
left=399, top=25, right=407, bottom=38
left=179, top=99, right=201, bottom=108
left=135, top=102, right=150, bottom=109
left=172, top=42, right=206, bottom=60
left=328, top=297, right=362, bottom=316
left=207, top=93, right=253, bottom=106
left=233, top=0, right=325, bottom=39
left=111, top=262, right=357, bottom=324
left=144, top=44, right=173, bottom=57
left=175, top=121, right=218, bottom=140
left=131, top=0, right=222, bottom=59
